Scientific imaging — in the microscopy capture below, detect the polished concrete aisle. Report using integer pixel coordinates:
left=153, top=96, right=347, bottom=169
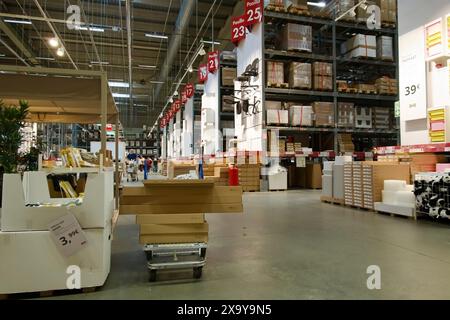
left=60, top=190, right=450, bottom=300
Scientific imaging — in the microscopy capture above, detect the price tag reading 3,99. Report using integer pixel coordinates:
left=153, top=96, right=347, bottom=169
left=48, top=213, right=88, bottom=257
left=245, top=0, right=263, bottom=27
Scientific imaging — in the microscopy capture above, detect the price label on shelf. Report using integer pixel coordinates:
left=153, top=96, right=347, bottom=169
left=231, top=15, right=247, bottom=44
left=48, top=213, right=88, bottom=257
left=296, top=156, right=306, bottom=168
left=245, top=0, right=263, bottom=27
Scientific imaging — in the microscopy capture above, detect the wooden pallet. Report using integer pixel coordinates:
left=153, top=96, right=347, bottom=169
left=313, top=87, right=333, bottom=92
left=269, top=189, right=287, bottom=192
left=266, top=4, right=287, bottom=13
left=288, top=6, right=310, bottom=16
left=382, top=22, right=396, bottom=29
left=320, top=196, right=345, bottom=205
left=376, top=210, right=417, bottom=221
left=291, top=86, right=312, bottom=90
left=288, top=48, right=313, bottom=54
left=267, top=82, right=289, bottom=89
left=0, top=287, right=99, bottom=300
left=338, top=87, right=359, bottom=94
left=358, top=90, right=378, bottom=95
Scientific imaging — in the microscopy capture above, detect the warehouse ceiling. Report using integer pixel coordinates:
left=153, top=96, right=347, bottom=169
left=0, top=0, right=240, bottom=131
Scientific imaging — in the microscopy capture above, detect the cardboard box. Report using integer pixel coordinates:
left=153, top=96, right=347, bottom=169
left=267, top=61, right=284, bottom=85
left=377, top=36, right=394, bottom=60
left=266, top=101, right=282, bottom=110
left=267, top=109, right=289, bottom=126
left=325, top=0, right=356, bottom=21
left=306, top=163, right=322, bottom=189
left=222, top=67, right=236, bottom=87
left=313, top=62, right=333, bottom=76
left=282, top=23, right=312, bottom=52
left=313, top=75, right=333, bottom=91
left=289, top=62, right=311, bottom=89
left=338, top=102, right=355, bottom=127
left=313, top=102, right=334, bottom=127
left=289, top=105, right=313, bottom=127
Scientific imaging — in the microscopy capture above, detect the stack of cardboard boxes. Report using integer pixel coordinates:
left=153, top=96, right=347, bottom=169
left=377, top=36, right=394, bottom=60
left=221, top=67, right=236, bottom=87
left=355, top=106, right=373, bottom=129
left=289, top=105, right=314, bottom=127
left=341, top=34, right=377, bottom=59
left=376, top=0, right=397, bottom=25
left=313, top=102, right=334, bottom=127
left=238, top=164, right=261, bottom=192
left=282, top=23, right=312, bottom=52
left=289, top=62, right=312, bottom=89
left=337, top=134, right=355, bottom=153
left=313, top=62, right=333, bottom=91
left=338, top=102, right=355, bottom=127
left=267, top=61, right=285, bottom=86
left=375, top=76, right=398, bottom=95
left=344, top=162, right=354, bottom=206
left=373, top=107, right=391, bottom=129
left=352, top=163, right=364, bottom=208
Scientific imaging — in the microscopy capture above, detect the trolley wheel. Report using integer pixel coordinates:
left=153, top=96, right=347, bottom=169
left=149, top=270, right=157, bottom=282
left=200, top=248, right=207, bottom=258
left=193, top=267, right=203, bottom=279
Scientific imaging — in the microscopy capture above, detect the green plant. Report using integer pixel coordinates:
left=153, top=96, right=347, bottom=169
left=0, top=100, right=29, bottom=173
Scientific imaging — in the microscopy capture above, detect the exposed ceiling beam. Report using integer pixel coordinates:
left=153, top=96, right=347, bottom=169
left=0, top=19, right=39, bottom=65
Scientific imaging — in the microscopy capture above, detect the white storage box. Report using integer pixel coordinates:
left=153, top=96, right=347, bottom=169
left=267, top=110, right=289, bottom=126
left=268, top=166, right=288, bottom=191
left=1, top=171, right=114, bottom=232
left=289, top=105, right=313, bottom=127
left=322, top=175, right=333, bottom=197
left=374, top=202, right=416, bottom=219
left=332, top=164, right=345, bottom=200
left=0, top=225, right=111, bottom=294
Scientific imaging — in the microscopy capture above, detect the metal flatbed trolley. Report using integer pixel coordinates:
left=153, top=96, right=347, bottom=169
left=144, top=243, right=207, bottom=282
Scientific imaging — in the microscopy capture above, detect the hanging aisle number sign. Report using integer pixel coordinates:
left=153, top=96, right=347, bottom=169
left=231, top=15, right=247, bottom=44
left=198, top=64, right=208, bottom=83
left=181, top=89, right=188, bottom=104
left=174, top=100, right=181, bottom=112
left=185, top=83, right=194, bottom=98
left=245, top=0, right=263, bottom=27
left=208, top=51, right=219, bottom=73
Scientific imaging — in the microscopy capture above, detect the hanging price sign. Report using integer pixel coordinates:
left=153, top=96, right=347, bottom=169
left=48, top=213, right=88, bottom=257
left=208, top=51, right=219, bottom=73
left=185, top=83, right=194, bottom=98
left=198, top=64, right=208, bottom=83
left=231, top=15, right=247, bottom=44
left=181, top=89, right=188, bottom=104
left=245, top=0, right=263, bottom=27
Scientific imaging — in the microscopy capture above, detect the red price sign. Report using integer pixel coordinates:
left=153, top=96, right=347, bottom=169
left=185, top=83, right=194, bottom=98
left=181, top=89, right=188, bottom=104
left=231, top=15, right=247, bottom=44
left=198, top=64, right=208, bottom=83
left=208, top=51, right=219, bottom=73
left=105, top=124, right=113, bottom=132
left=245, top=0, right=263, bottom=27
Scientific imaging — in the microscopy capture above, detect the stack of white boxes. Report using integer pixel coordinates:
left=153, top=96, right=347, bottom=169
left=0, top=171, right=114, bottom=294
left=333, top=156, right=352, bottom=201
left=362, top=163, right=374, bottom=210
left=355, top=107, right=373, bottom=129
left=352, top=163, right=364, bottom=207
left=344, top=162, right=354, bottom=206
left=322, top=161, right=334, bottom=198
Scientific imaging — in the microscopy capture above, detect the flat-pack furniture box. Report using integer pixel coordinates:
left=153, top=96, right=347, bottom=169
left=373, top=107, right=391, bottom=129
left=375, top=76, right=398, bottom=95
left=267, top=61, right=285, bottom=85
left=0, top=225, right=111, bottom=294
left=1, top=171, right=114, bottom=231
left=267, top=109, right=289, bottom=126
left=268, top=170, right=288, bottom=191
left=352, top=163, right=364, bottom=208
left=355, top=106, right=373, bottom=129
left=313, top=62, right=333, bottom=77
left=332, top=164, right=345, bottom=200
left=238, top=164, right=261, bottom=192
left=167, top=160, right=197, bottom=179
left=325, top=0, right=356, bottom=21
left=282, top=23, right=312, bottom=52
left=289, top=62, right=311, bottom=89
left=375, top=0, right=397, bottom=24
left=313, top=102, right=334, bottom=127
left=289, top=105, right=313, bottom=127
left=222, top=67, right=236, bottom=87
left=313, top=75, right=333, bottom=91
left=306, top=163, right=322, bottom=189
left=266, top=101, right=282, bottom=110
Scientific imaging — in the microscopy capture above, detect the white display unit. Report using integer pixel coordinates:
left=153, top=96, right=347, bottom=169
left=0, top=170, right=114, bottom=294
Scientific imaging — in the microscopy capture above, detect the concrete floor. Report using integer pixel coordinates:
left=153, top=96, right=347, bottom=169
left=54, top=189, right=450, bottom=300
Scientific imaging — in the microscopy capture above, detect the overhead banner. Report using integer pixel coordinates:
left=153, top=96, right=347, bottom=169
left=185, top=83, right=194, bottom=98
left=208, top=51, right=219, bottom=73
left=245, top=0, right=263, bottom=27
left=198, top=64, right=208, bottom=83
left=231, top=14, right=247, bottom=44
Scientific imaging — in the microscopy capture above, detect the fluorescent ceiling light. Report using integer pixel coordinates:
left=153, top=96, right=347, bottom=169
left=3, top=19, right=32, bottom=25
left=150, top=81, right=164, bottom=84
left=202, top=40, right=221, bottom=45
left=112, top=93, right=130, bottom=98
left=36, top=57, right=55, bottom=61
left=91, top=61, right=109, bottom=65
left=0, top=54, right=5, bottom=57
left=75, top=26, right=105, bottom=32
left=145, top=33, right=168, bottom=40
left=307, top=1, right=326, bottom=7
left=48, top=38, right=59, bottom=48
left=108, top=81, right=129, bottom=88
left=138, top=64, right=157, bottom=69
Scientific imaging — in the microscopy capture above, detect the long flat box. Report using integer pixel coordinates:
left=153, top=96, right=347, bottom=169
left=333, top=164, right=345, bottom=199
left=140, top=234, right=208, bottom=245
left=374, top=203, right=416, bottom=219
left=0, top=226, right=111, bottom=294
left=140, top=223, right=209, bottom=235
left=136, top=214, right=205, bottom=225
